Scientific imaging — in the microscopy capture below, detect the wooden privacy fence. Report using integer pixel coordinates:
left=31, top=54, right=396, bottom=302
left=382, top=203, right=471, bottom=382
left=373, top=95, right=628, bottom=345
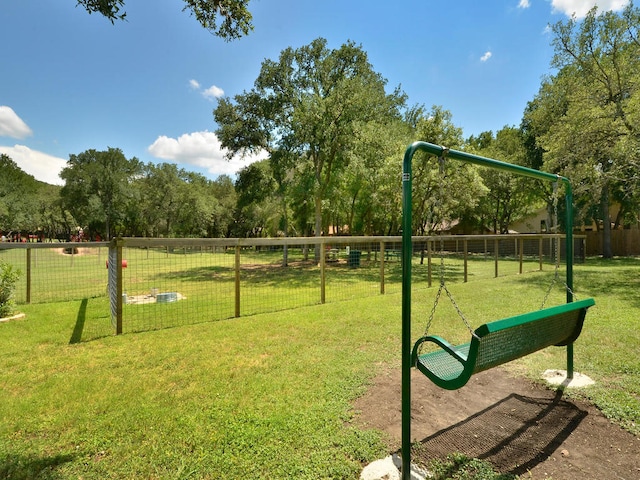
left=584, top=229, right=640, bottom=256
left=0, top=234, right=584, bottom=335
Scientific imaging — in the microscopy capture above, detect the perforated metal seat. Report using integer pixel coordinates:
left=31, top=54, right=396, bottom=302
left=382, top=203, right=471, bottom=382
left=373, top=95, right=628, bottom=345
left=412, top=298, right=595, bottom=390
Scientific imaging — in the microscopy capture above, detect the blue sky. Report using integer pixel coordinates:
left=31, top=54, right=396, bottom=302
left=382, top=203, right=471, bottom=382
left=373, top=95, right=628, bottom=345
left=0, top=0, right=631, bottom=185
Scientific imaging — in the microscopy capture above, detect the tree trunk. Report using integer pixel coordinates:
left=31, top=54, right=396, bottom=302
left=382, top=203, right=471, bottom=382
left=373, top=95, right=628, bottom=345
left=314, top=195, right=322, bottom=263
left=281, top=195, right=289, bottom=267
left=601, top=183, right=613, bottom=258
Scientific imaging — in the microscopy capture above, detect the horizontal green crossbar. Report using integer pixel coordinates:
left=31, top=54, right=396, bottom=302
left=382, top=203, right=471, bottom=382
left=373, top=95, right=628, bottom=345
left=412, top=298, right=595, bottom=390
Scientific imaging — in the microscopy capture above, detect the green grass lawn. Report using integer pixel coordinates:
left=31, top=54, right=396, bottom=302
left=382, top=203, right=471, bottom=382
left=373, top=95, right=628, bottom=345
left=0, top=257, right=637, bottom=479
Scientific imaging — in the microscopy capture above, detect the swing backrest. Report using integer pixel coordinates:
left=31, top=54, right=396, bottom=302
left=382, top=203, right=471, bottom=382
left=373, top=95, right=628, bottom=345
left=471, top=297, right=595, bottom=374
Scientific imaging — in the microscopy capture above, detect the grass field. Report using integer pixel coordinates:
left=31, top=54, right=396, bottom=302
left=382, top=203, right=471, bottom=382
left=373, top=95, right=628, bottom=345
left=0, top=256, right=638, bottom=479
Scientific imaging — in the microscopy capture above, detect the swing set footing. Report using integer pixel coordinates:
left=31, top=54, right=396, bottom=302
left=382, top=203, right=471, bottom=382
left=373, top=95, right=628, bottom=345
left=360, top=454, right=429, bottom=480
left=541, top=369, right=595, bottom=387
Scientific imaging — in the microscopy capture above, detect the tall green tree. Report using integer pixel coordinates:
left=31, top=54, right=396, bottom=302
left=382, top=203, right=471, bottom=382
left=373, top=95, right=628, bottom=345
left=233, top=161, right=278, bottom=237
left=0, top=154, right=35, bottom=235
left=468, top=127, right=540, bottom=233
left=214, top=37, right=406, bottom=259
left=76, top=0, right=253, bottom=40
left=410, top=106, right=485, bottom=235
left=206, top=174, right=237, bottom=237
left=525, top=3, right=640, bottom=257
left=0, top=154, right=64, bottom=239
left=60, top=148, right=142, bottom=239
left=137, top=162, right=187, bottom=237
left=136, top=163, right=234, bottom=238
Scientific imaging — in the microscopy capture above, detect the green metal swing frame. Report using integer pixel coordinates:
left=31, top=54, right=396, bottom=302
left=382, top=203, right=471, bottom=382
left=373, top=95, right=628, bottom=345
left=400, top=141, right=595, bottom=479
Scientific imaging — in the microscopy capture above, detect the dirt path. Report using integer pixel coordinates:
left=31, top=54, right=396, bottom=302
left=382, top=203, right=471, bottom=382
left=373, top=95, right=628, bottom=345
left=354, top=367, right=639, bottom=479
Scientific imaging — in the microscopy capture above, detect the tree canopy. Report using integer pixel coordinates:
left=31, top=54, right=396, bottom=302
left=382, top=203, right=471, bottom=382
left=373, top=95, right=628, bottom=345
left=214, top=37, right=406, bottom=259
left=60, top=148, right=143, bottom=239
left=76, top=0, right=253, bottom=40
left=523, top=3, right=640, bottom=257
left=0, top=154, right=65, bottom=240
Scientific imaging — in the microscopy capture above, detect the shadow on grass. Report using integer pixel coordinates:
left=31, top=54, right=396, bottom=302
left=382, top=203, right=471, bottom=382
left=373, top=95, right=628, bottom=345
left=152, top=265, right=230, bottom=283
left=152, top=258, right=468, bottom=291
left=512, top=257, right=640, bottom=308
left=410, top=391, right=587, bottom=476
left=69, top=298, right=88, bottom=344
left=0, top=452, right=75, bottom=480
left=67, top=298, right=114, bottom=343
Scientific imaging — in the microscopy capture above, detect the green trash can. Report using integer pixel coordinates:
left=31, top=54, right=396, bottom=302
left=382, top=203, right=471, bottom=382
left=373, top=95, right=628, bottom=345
left=348, top=250, right=361, bottom=268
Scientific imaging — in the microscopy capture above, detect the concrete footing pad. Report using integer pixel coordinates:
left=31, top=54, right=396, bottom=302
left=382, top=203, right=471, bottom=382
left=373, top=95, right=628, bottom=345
left=360, top=454, right=429, bottom=480
left=542, top=369, right=595, bottom=387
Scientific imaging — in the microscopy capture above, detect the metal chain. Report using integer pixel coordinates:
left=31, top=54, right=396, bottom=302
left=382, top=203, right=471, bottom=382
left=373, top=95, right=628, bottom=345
left=422, top=151, right=477, bottom=340
left=424, top=283, right=443, bottom=336
left=540, top=182, right=578, bottom=309
left=442, top=283, right=477, bottom=336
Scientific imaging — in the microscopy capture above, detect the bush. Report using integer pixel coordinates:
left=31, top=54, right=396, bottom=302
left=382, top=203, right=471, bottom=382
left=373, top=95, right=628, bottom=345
left=0, top=260, right=21, bottom=317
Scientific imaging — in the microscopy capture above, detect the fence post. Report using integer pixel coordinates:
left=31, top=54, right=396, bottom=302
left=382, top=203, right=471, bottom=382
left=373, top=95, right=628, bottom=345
left=380, top=241, right=385, bottom=294
left=519, top=237, right=524, bottom=274
left=116, top=239, right=124, bottom=334
left=107, top=238, right=124, bottom=335
left=235, top=246, right=241, bottom=318
left=539, top=237, right=543, bottom=271
left=494, top=238, right=499, bottom=278
left=463, top=239, right=468, bottom=283
left=26, top=248, right=31, bottom=304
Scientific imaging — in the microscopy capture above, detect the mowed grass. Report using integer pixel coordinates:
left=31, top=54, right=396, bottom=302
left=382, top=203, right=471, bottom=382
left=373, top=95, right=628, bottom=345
left=0, top=257, right=638, bottom=479
left=1, top=296, right=399, bottom=479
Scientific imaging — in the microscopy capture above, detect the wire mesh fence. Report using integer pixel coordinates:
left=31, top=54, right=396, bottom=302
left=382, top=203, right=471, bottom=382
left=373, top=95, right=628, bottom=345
left=0, top=242, right=109, bottom=304
left=0, top=234, right=585, bottom=338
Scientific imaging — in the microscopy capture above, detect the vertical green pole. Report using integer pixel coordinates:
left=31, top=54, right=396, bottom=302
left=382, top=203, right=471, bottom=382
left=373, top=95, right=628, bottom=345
left=401, top=146, right=415, bottom=480
left=564, top=179, right=575, bottom=378
left=380, top=241, right=386, bottom=295
left=518, top=238, right=524, bottom=274
left=320, top=242, right=326, bottom=303
left=235, top=246, right=241, bottom=318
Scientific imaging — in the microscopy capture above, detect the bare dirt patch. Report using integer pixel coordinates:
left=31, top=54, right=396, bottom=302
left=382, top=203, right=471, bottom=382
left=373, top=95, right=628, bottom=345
left=57, top=247, right=100, bottom=256
left=354, top=367, right=640, bottom=479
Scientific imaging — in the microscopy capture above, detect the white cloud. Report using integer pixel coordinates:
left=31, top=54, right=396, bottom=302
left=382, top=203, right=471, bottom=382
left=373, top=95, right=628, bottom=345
left=480, top=51, right=493, bottom=62
left=551, top=0, right=629, bottom=18
left=188, top=78, right=225, bottom=100
left=0, top=144, right=66, bottom=185
left=518, top=0, right=531, bottom=8
left=0, top=106, right=33, bottom=139
left=147, top=130, right=267, bottom=177
left=202, top=85, right=225, bottom=100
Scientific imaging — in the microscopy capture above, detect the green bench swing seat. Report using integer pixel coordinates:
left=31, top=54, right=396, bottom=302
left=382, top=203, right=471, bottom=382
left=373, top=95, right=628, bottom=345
left=412, top=297, right=595, bottom=390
